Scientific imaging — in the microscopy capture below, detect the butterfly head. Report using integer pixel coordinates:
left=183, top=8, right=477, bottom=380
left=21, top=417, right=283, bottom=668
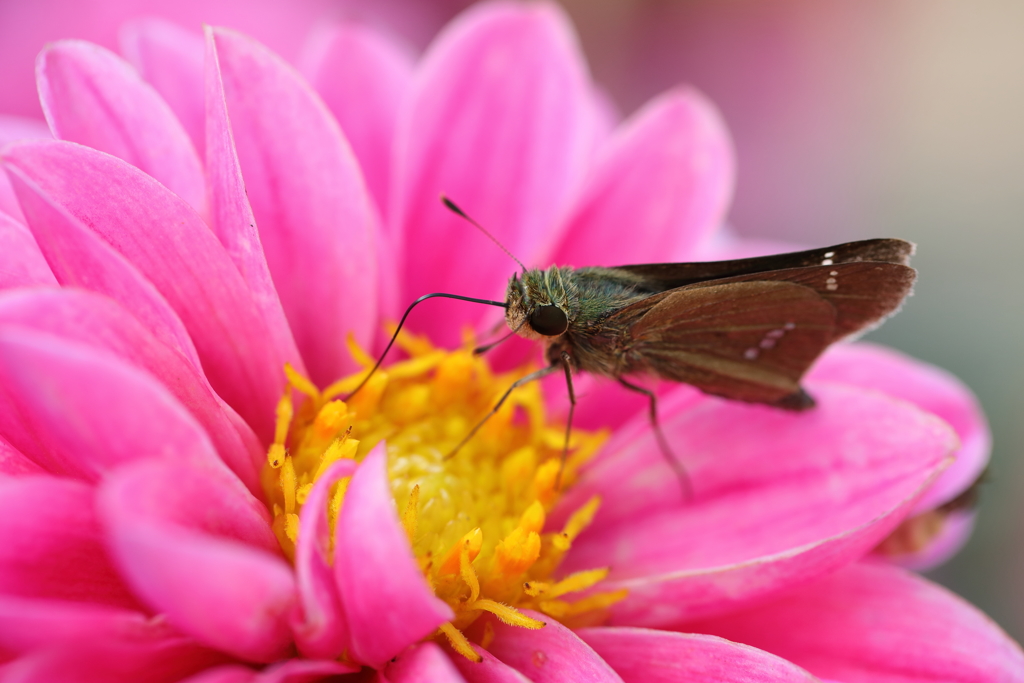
left=505, top=267, right=574, bottom=340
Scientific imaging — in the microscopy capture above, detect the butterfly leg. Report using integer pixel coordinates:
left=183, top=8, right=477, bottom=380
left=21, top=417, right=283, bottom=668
left=556, top=351, right=576, bottom=491
left=445, top=363, right=560, bottom=460
left=617, top=378, right=694, bottom=502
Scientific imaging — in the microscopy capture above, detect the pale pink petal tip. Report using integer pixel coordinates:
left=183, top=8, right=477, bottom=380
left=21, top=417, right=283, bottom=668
left=687, top=562, right=1024, bottom=683
left=559, top=383, right=956, bottom=626
left=210, top=26, right=379, bottom=387
left=0, top=211, right=57, bottom=287
left=550, top=86, right=735, bottom=267
left=334, top=444, right=453, bottom=667
left=36, top=40, right=207, bottom=217
left=98, top=461, right=294, bottom=663
left=579, top=627, right=818, bottom=682
left=300, top=21, right=413, bottom=220
left=393, top=1, right=597, bottom=347
left=120, top=18, right=206, bottom=157
left=811, top=341, right=990, bottom=513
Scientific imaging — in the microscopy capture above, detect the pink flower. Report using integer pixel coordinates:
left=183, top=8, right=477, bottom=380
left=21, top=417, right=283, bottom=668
left=0, top=2, right=1017, bottom=682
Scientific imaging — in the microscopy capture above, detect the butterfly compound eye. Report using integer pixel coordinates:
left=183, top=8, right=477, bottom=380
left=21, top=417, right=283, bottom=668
left=530, top=305, right=568, bottom=336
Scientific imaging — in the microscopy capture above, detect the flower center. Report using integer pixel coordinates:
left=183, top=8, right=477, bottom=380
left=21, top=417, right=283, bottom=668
left=262, top=331, right=624, bottom=660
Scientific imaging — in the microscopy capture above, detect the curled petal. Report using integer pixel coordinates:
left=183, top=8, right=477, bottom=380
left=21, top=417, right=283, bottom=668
left=0, top=288, right=262, bottom=490
left=558, top=383, right=956, bottom=625
left=290, top=459, right=357, bottom=659
left=0, top=327, right=225, bottom=481
left=37, top=40, right=207, bottom=217
left=393, top=1, right=598, bottom=346
left=334, top=444, right=453, bottom=667
left=810, top=342, right=989, bottom=513
left=0, top=476, right=138, bottom=609
left=210, top=27, right=379, bottom=386
left=120, top=19, right=206, bottom=157
left=385, top=642, right=468, bottom=683
left=449, top=645, right=533, bottom=683
left=485, top=611, right=624, bottom=683
left=550, top=87, right=734, bottom=267
left=0, top=212, right=56, bottom=288
left=3, top=140, right=294, bottom=442
left=253, top=659, right=359, bottom=682
left=301, top=22, right=413, bottom=220
left=686, top=562, right=1024, bottom=683
left=98, top=461, right=294, bottom=662
left=578, top=627, right=818, bottom=682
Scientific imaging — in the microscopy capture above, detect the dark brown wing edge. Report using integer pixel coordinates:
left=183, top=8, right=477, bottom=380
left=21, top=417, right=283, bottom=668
left=610, top=238, right=914, bottom=291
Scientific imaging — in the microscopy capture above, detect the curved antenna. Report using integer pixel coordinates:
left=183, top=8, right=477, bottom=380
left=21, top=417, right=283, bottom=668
left=344, top=292, right=507, bottom=400
left=442, top=195, right=527, bottom=272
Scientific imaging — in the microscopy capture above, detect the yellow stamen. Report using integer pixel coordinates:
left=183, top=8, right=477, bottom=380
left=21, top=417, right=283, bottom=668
left=261, top=332, right=617, bottom=661
left=438, top=622, right=481, bottom=662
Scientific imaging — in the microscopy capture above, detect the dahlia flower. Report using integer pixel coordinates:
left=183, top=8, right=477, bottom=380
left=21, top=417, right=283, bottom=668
left=0, top=2, right=1018, bottom=681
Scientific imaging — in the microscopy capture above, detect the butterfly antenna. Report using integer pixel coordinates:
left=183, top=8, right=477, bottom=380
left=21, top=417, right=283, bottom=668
left=442, top=195, right=527, bottom=272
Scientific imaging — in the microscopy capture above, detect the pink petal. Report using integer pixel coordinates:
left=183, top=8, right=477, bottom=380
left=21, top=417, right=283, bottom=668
left=385, top=642, right=468, bottom=683
left=0, top=435, right=44, bottom=476
left=557, top=382, right=956, bottom=625
left=0, top=476, right=139, bottom=609
left=37, top=40, right=207, bottom=218
left=98, top=460, right=294, bottom=662
left=300, top=22, right=414, bottom=220
left=449, top=645, right=533, bottom=683
left=0, top=212, right=56, bottom=288
left=392, top=2, right=598, bottom=346
left=809, top=341, right=989, bottom=513
left=178, top=667, right=259, bottom=683
left=291, top=459, right=357, bottom=659
left=687, top=562, right=1024, bottom=683
left=548, top=87, right=735, bottom=267
left=578, top=627, right=818, bottom=682
left=254, top=659, right=360, bottom=683
left=204, top=28, right=307, bottom=380
left=0, top=288, right=262, bottom=491
left=210, top=27, right=379, bottom=386
left=0, top=637, right=229, bottom=683
left=485, top=611, right=624, bottom=683
left=2, top=151, right=201, bottom=366
left=4, top=140, right=296, bottom=443
left=0, top=327, right=226, bottom=481
left=0, top=596, right=170, bottom=656
left=334, top=444, right=453, bottom=667
left=0, top=116, right=52, bottom=222
left=120, top=19, right=206, bottom=158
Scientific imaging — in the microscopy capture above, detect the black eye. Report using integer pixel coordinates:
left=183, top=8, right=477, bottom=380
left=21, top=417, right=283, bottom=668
left=530, top=305, right=568, bottom=336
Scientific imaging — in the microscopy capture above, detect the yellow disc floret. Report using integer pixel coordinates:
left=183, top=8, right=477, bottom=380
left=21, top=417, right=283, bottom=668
left=262, top=329, right=622, bottom=661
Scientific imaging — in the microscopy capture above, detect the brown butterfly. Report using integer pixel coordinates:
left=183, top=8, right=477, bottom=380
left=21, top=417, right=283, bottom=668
left=351, top=200, right=916, bottom=495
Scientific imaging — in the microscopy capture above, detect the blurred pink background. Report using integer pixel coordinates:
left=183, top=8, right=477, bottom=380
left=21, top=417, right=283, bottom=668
left=2, top=0, right=1022, bottom=640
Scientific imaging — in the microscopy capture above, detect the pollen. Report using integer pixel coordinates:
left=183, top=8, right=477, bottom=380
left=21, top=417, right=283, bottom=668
left=262, top=330, right=618, bottom=660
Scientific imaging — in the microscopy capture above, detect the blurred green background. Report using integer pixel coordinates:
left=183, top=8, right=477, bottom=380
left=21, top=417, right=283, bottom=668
left=2, top=0, right=1021, bottom=640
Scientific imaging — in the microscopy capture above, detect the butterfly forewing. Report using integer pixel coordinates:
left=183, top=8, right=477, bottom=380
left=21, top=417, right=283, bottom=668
left=612, top=238, right=914, bottom=291
left=621, top=280, right=837, bottom=405
left=691, top=262, right=916, bottom=340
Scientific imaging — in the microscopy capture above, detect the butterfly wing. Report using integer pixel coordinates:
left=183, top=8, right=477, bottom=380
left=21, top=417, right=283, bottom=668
left=612, top=238, right=913, bottom=290
left=621, top=280, right=837, bottom=406
left=687, top=261, right=916, bottom=340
